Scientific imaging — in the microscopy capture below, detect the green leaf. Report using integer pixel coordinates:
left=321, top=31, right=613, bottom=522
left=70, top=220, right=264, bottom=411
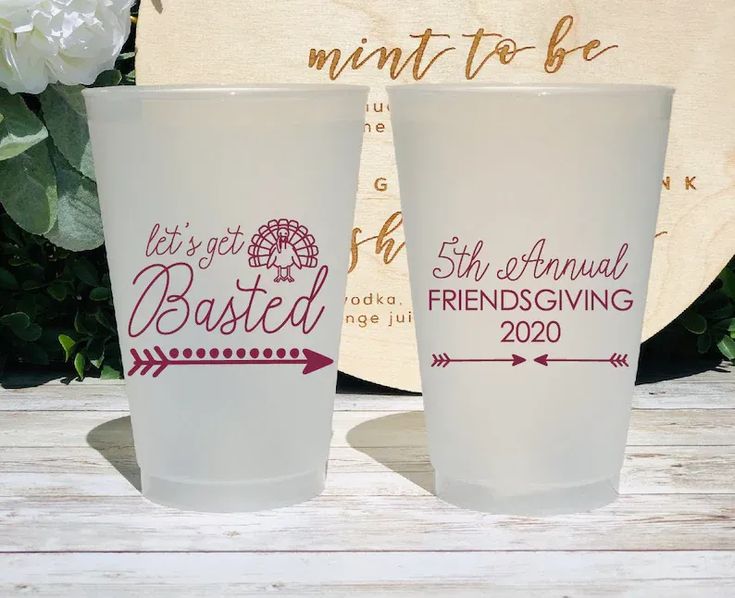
left=696, top=289, right=729, bottom=312
left=95, top=308, right=116, bottom=330
left=711, top=318, right=735, bottom=333
left=44, top=152, right=104, bottom=251
left=16, top=323, right=42, bottom=342
left=21, top=279, right=44, bottom=291
left=719, top=267, right=735, bottom=300
left=39, top=84, right=95, bottom=180
left=73, top=310, right=98, bottom=336
left=58, top=334, right=76, bottom=361
left=73, top=352, right=86, bottom=380
left=73, top=310, right=87, bottom=334
left=0, top=267, right=19, bottom=290
left=697, top=332, right=712, bottom=354
left=0, top=311, right=40, bottom=341
left=100, top=364, right=121, bottom=379
left=707, top=304, right=735, bottom=321
left=716, top=335, right=735, bottom=361
left=69, top=256, right=98, bottom=286
left=0, top=141, right=58, bottom=234
left=0, top=312, right=30, bottom=335
left=94, top=69, right=122, bottom=87
left=89, top=287, right=110, bottom=301
left=0, top=90, right=48, bottom=161
left=47, top=281, right=68, bottom=301
left=86, top=337, right=105, bottom=368
left=680, top=310, right=707, bottom=335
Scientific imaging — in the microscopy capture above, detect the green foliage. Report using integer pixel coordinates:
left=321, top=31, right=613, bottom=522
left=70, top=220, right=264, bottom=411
left=39, top=82, right=97, bottom=181
left=675, top=257, right=735, bottom=363
left=0, top=91, right=48, bottom=161
left=0, top=141, right=58, bottom=234
left=0, top=5, right=136, bottom=251
left=0, top=7, right=136, bottom=379
left=0, top=74, right=117, bottom=250
left=0, top=209, right=122, bottom=378
left=44, top=149, right=104, bottom=250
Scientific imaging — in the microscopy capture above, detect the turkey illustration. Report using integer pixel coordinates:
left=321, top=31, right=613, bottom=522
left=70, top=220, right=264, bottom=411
left=248, top=219, right=319, bottom=283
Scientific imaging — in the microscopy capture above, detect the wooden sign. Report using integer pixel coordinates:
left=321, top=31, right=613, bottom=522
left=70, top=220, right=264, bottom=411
left=136, top=0, right=735, bottom=391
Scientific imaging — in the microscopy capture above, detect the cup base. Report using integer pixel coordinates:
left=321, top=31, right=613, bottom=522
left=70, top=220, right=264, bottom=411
left=435, top=472, right=619, bottom=515
left=141, top=467, right=325, bottom=512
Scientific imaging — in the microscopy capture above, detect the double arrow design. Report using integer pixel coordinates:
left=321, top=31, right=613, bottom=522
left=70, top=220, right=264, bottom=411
left=534, top=352, right=629, bottom=368
left=128, top=346, right=334, bottom=378
left=431, top=352, right=629, bottom=369
left=431, top=353, right=526, bottom=367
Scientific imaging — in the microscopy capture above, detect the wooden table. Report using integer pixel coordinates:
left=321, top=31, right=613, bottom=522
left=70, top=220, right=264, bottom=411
left=1, top=368, right=734, bottom=596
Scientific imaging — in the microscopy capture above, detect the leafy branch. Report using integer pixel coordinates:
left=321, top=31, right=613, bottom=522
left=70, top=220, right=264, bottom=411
left=0, top=7, right=137, bottom=380
left=678, top=257, right=735, bottom=361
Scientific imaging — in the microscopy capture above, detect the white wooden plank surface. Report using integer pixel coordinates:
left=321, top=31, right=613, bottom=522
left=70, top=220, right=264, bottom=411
left=2, top=552, right=734, bottom=597
left=2, top=446, right=734, bottom=496
left=2, top=493, right=734, bottom=552
left=1, top=365, right=733, bottom=410
left=0, top=369, right=733, bottom=595
left=1, top=408, right=734, bottom=448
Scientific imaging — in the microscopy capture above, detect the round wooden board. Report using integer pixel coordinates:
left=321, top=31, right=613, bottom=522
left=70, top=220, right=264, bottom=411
left=136, top=0, right=735, bottom=391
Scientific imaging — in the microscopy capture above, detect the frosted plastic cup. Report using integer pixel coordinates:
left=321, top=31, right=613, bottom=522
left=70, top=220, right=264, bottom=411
left=83, top=85, right=367, bottom=511
left=389, top=84, right=673, bottom=515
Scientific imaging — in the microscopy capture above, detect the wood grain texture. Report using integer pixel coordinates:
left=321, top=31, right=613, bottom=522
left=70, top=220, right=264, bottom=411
left=1, top=408, right=734, bottom=448
left=134, top=0, right=735, bottom=391
left=0, top=493, right=733, bottom=553
left=0, top=372, right=734, bottom=594
left=1, top=446, right=733, bottom=497
left=2, top=552, right=734, bottom=597
left=1, top=365, right=733, bottom=409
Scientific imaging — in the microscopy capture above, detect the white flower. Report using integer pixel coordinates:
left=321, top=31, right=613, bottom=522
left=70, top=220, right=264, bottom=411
left=0, top=0, right=133, bottom=95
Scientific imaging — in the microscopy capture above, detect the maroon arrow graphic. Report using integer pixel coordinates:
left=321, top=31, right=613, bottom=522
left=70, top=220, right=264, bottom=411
left=128, top=346, right=334, bottom=377
left=431, top=352, right=526, bottom=368
left=534, top=353, right=629, bottom=368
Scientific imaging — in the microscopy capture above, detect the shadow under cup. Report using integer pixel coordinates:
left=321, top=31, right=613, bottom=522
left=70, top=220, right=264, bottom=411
left=389, top=84, right=674, bottom=515
left=83, top=85, right=367, bottom=512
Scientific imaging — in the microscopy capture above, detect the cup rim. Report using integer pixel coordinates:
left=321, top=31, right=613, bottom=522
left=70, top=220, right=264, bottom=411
left=82, top=83, right=370, bottom=99
left=387, top=83, right=674, bottom=96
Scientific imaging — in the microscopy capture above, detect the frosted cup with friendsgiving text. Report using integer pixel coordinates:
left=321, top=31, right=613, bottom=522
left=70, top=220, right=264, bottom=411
left=83, top=85, right=367, bottom=511
left=389, top=84, right=673, bottom=515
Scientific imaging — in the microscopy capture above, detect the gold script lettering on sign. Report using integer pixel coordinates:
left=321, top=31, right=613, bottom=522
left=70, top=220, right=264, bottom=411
left=308, top=29, right=454, bottom=80
left=545, top=15, right=619, bottom=74
left=308, top=16, right=619, bottom=80
left=350, top=212, right=406, bottom=273
left=463, top=28, right=535, bottom=78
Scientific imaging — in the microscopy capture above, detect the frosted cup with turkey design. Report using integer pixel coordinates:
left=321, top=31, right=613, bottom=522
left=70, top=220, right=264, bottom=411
left=83, top=85, right=367, bottom=511
left=389, top=84, right=673, bottom=514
